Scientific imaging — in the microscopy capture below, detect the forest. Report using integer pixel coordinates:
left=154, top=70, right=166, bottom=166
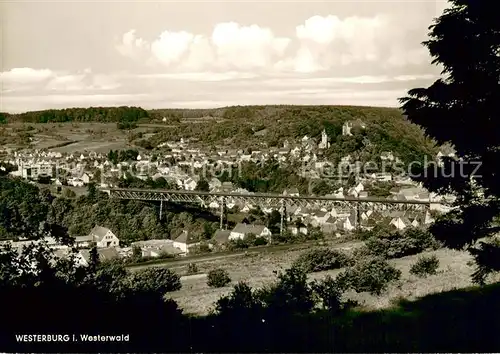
left=1, top=105, right=438, bottom=166
left=1, top=106, right=149, bottom=123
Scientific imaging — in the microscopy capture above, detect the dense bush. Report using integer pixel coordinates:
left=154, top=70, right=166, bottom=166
left=272, top=228, right=324, bottom=244
left=365, top=228, right=440, bottom=259
left=410, top=255, right=440, bottom=277
left=227, top=234, right=269, bottom=250
left=337, top=256, right=402, bottom=296
left=207, top=268, right=231, bottom=288
left=310, top=275, right=345, bottom=312
left=292, top=248, right=353, bottom=273
left=126, top=267, right=182, bottom=294
left=215, top=266, right=358, bottom=318
left=254, top=266, right=315, bottom=314
left=215, top=281, right=263, bottom=316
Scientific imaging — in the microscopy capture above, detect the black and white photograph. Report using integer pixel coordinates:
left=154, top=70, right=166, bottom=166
left=0, top=0, right=499, bottom=352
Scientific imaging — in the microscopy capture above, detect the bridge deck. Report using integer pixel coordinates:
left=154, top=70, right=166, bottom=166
left=104, top=187, right=431, bottom=205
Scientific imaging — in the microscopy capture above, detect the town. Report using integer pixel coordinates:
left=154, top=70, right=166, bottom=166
left=0, top=118, right=456, bottom=265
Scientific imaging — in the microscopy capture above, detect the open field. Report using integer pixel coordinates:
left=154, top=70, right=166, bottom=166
left=1, top=122, right=168, bottom=153
left=167, top=247, right=500, bottom=316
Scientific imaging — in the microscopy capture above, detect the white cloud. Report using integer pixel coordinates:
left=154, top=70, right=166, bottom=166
left=287, top=14, right=430, bottom=72
left=210, top=22, right=291, bottom=70
left=150, top=31, right=195, bottom=66
left=1, top=68, right=54, bottom=91
left=46, top=74, right=87, bottom=91
left=116, top=29, right=150, bottom=61
left=1, top=67, right=120, bottom=93
left=117, top=22, right=291, bottom=71
left=116, top=14, right=433, bottom=74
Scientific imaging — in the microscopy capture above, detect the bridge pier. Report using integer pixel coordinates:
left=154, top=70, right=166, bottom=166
left=159, top=200, right=163, bottom=221
left=280, top=199, right=285, bottom=235
left=220, top=196, right=225, bottom=230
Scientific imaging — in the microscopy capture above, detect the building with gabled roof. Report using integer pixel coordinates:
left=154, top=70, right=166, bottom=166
left=172, top=230, right=201, bottom=254
left=229, top=223, right=271, bottom=241
left=74, top=226, right=119, bottom=248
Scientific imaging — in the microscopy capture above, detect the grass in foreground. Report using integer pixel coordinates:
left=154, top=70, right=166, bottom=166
left=169, top=248, right=500, bottom=315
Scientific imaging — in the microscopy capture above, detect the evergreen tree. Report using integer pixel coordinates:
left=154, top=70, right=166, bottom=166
left=400, top=0, right=500, bottom=283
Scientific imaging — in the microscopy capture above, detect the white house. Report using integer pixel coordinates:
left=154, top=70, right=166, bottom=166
left=229, top=223, right=272, bottom=240
left=81, top=173, right=91, bottom=184
left=389, top=216, right=412, bottom=230
left=342, top=212, right=357, bottom=231
left=75, top=226, right=120, bottom=248
left=172, top=231, right=201, bottom=254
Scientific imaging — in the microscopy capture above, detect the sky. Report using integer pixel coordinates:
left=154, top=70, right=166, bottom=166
left=0, top=0, right=449, bottom=113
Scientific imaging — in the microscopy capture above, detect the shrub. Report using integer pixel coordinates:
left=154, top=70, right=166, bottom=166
left=255, top=266, right=315, bottom=314
left=187, top=263, right=198, bottom=275
left=207, top=268, right=231, bottom=288
left=126, top=267, right=182, bottom=294
left=292, top=248, right=353, bottom=273
left=228, top=238, right=249, bottom=250
left=215, top=281, right=262, bottom=316
left=365, top=228, right=440, bottom=259
left=310, top=275, right=344, bottom=312
left=339, top=256, right=402, bottom=296
left=253, top=236, right=268, bottom=246
left=410, top=255, right=440, bottom=277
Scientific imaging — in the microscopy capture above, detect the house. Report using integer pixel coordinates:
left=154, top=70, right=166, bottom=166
left=172, top=231, right=201, bottom=254
left=241, top=203, right=255, bottom=213
left=18, top=161, right=55, bottom=180
left=81, top=173, right=91, bottom=184
left=311, top=211, right=332, bottom=226
left=389, top=216, right=412, bottom=230
left=229, top=223, right=272, bottom=241
left=342, top=211, right=357, bottom=231
left=288, top=224, right=308, bottom=235
left=183, top=176, right=199, bottom=191
left=295, top=207, right=312, bottom=217
left=77, top=226, right=120, bottom=248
